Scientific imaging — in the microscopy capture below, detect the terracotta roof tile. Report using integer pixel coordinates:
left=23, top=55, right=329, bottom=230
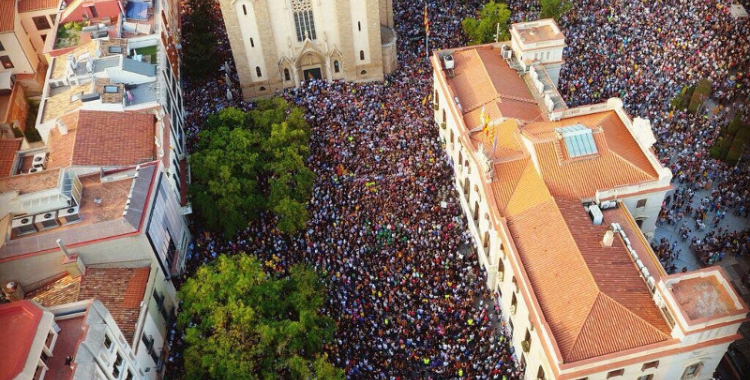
left=0, top=0, right=15, bottom=33
left=521, top=111, right=659, bottom=198
left=70, top=110, right=155, bottom=167
left=18, top=0, right=59, bottom=12
left=0, top=138, right=22, bottom=177
left=507, top=199, right=600, bottom=355
left=47, top=111, right=78, bottom=169
left=507, top=198, right=671, bottom=363
left=77, top=267, right=150, bottom=344
left=27, top=274, right=82, bottom=306
left=40, top=83, right=91, bottom=123
left=567, top=293, right=670, bottom=362
left=448, top=46, right=536, bottom=120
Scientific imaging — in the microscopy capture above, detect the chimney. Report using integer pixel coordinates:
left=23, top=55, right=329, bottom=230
left=58, top=239, right=86, bottom=277
left=57, top=119, right=68, bottom=135
left=602, top=230, right=614, bottom=247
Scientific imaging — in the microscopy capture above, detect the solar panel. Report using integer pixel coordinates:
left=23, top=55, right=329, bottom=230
left=558, top=124, right=597, bottom=158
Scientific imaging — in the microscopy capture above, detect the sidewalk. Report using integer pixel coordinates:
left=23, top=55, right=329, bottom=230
left=653, top=181, right=750, bottom=380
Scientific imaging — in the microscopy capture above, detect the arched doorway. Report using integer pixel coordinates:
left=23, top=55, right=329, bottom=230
left=297, top=52, right=325, bottom=82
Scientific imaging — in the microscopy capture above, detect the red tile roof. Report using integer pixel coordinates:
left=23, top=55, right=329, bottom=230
left=47, top=110, right=156, bottom=168
left=0, top=138, right=21, bottom=177
left=26, top=274, right=81, bottom=306
left=507, top=198, right=671, bottom=363
left=0, top=300, right=44, bottom=380
left=522, top=111, right=659, bottom=198
left=0, top=0, right=15, bottom=33
left=77, top=267, right=150, bottom=344
left=448, top=45, right=536, bottom=121
left=17, top=0, right=59, bottom=12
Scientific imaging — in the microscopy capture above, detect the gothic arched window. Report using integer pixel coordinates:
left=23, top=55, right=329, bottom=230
left=292, top=0, right=316, bottom=41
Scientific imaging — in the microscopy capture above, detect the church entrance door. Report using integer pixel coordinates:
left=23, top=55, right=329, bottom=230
left=303, top=68, right=322, bottom=80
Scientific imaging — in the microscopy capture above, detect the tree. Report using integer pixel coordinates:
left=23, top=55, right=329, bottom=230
left=540, top=0, right=572, bottom=22
left=189, top=98, right=314, bottom=236
left=461, top=1, right=511, bottom=45
left=178, top=254, right=343, bottom=380
left=181, top=0, right=222, bottom=80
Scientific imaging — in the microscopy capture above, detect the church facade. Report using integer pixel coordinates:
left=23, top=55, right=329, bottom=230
left=219, top=0, right=398, bottom=99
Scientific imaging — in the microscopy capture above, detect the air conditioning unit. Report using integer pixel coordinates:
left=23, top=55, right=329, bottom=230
left=28, top=167, right=42, bottom=174
left=501, top=46, right=512, bottom=60
left=443, top=54, right=454, bottom=70
left=32, top=153, right=48, bottom=169
left=58, top=206, right=81, bottom=225
left=34, top=211, right=59, bottom=231
left=11, top=216, right=37, bottom=236
left=599, top=200, right=617, bottom=210
left=588, top=205, right=603, bottom=225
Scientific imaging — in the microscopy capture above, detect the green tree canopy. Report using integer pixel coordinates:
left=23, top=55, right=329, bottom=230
left=178, top=254, right=343, bottom=380
left=189, top=98, right=314, bottom=236
left=540, top=0, right=572, bottom=21
left=461, top=1, right=511, bottom=45
left=181, top=0, right=222, bottom=80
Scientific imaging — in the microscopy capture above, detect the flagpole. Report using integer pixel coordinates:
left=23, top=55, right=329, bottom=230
left=424, top=5, right=429, bottom=63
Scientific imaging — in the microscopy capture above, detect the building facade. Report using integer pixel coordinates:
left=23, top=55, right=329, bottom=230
left=431, top=19, right=748, bottom=380
left=220, top=0, right=398, bottom=99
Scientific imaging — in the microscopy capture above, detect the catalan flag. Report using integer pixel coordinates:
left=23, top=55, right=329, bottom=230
left=480, top=105, right=490, bottom=136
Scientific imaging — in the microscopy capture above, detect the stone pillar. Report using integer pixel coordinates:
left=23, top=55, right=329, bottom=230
left=324, top=56, right=333, bottom=82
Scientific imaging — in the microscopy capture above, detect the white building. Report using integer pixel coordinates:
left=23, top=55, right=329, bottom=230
left=431, top=19, right=748, bottom=380
left=0, top=297, right=150, bottom=380
left=219, top=0, right=398, bottom=99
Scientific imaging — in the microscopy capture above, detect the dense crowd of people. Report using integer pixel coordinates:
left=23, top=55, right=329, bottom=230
left=169, top=0, right=750, bottom=378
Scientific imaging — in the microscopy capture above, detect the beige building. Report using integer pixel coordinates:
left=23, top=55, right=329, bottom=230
left=220, top=0, right=398, bottom=99
left=431, top=19, right=748, bottom=380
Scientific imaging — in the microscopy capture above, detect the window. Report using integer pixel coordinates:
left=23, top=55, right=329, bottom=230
left=522, top=329, right=531, bottom=352
left=606, top=369, right=624, bottom=378
left=250, top=38, right=254, bottom=47
left=637, top=375, right=654, bottom=380
left=641, top=361, right=659, bottom=371
left=333, top=60, right=340, bottom=73
left=360, top=50, right=365, bottom=60
left=88, top=5, right=98, bottom=18
left=255, top=66, right=262, bottom=77
left=636, top=199, right=647, bottom=208
left=358, top=21, right=361, bottom=31
left=537, top=365, right=545, bottom=380
left=0, top=41, right=4, bottom=51
left=434, top=89, right=439, bottom=106
left=112, top=353, right=122, bottom=377
left=284, top=68, right=290, bottom=81
left=104, top=335, right=113, bottom=350
left=681, top=363, right=703, bottom=379
left=442, top=109, right=446, bottom=122
left=33, top=16, right=51, bottom=30
left=0, top=56, right=14, bottom=69
left=41, top=34, right=47, bottom=42
left=510, top=292, right=517, bottom=314
left=292, top=0, right=316, bottom=41
left=242, top=4, right=247, bottom=15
